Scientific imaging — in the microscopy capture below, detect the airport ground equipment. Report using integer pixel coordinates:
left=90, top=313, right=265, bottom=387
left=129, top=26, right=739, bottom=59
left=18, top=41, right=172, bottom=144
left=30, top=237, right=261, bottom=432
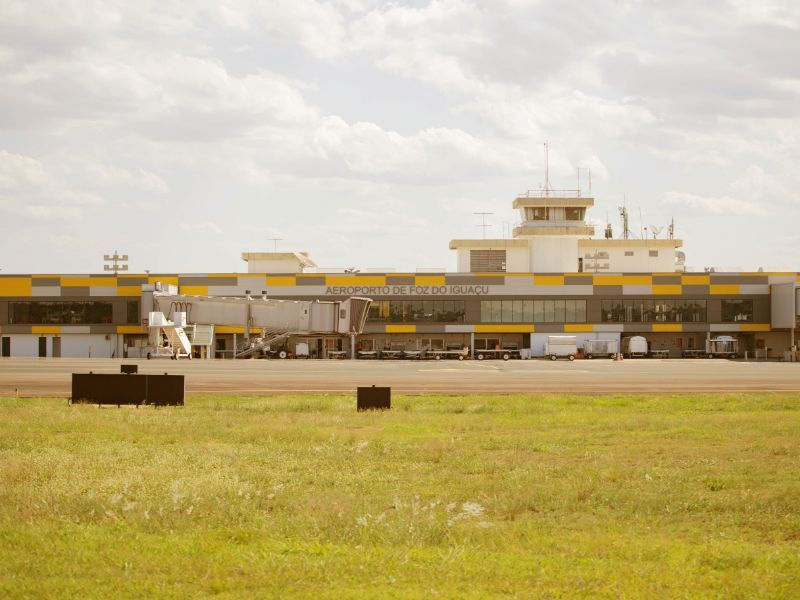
left=584, top=339, right=619, bottom=359
left=705, top=336, right=739, bottom=358
left=146, top=311, right=192, bottom=360
left=426, top=345, right=469, bottom=360
left=145, top=290, right=371, bottom=359
left=545, top=336, right=577, bottom=361
left=621, top=336, right=648, bottom=358
left=649, top=349, right=670, bottom=359
left=476, top=343, right=521, bottom=361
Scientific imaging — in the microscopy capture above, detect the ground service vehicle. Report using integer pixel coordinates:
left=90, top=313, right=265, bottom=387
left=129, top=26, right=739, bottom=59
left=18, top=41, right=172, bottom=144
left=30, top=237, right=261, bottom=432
left=621, top=336, right=648, bottom=358
left=546, top=336, right=577, bottom=361
left=705, top=336, right=739, bottom=358
left=584, top=339, right=619, bottom=359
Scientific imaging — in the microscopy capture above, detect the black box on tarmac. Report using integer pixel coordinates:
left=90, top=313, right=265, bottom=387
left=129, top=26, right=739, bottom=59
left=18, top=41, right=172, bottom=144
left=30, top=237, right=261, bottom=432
left=357, top=386, right=391, bottom=411
left=71, top=372, right=184, bottom=406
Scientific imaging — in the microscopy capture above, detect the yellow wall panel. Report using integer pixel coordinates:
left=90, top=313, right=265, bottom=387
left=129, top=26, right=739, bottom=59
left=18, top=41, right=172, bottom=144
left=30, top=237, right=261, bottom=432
left=385, top=324, right=416, bottom=333
left=474, top=324, right=534, bottom=333
left=415, top=275, right=445, bottom=286
left=216, top=326, right=246, bottom=334
left=564, top=324, right=594, bottom=332
left=180, top=285, right=208, bottom=296
left=266, top=276, right=296, bottom=287
left=117, top=286, right=142, bottom=297
left=0, top=277, right=32, bottom=297
left=116, top=325, right=148, bottom=334
left=739, top=323, right=771, bottom=332
left=148, top=276, right=179, bottom=285
left=594, top=275, right=652, bottom=286
left=534, top=275, right=564, bottom=286
left=32, top=325, right=61, bottom=334
left=652, top=323, right=683, bottom=332
left=652, top=284, right=682, bottom=295
left=710, top=284, right=740, bottom=295
left=682, top=275, right=710, bottom=285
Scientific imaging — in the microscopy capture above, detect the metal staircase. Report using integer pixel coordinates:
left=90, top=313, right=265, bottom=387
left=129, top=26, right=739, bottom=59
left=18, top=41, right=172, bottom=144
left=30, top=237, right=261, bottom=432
left=235, top=328, right=292, bottom=359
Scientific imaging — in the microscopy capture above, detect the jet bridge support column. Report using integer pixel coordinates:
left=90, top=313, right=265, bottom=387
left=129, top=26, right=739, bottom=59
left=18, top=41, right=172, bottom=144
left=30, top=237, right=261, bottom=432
left=350, top=334, right=355, bottom=360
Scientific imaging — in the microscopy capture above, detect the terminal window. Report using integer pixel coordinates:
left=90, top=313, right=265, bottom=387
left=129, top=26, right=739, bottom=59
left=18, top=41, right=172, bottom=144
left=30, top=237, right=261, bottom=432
left=480, top=299, right=586, bottom=323
left=721, top=299, right=753, bottom=322
left=9, top=301, right=113, bottom=325
left=601, top=299, right=706, bottom=323
left=368, top=300, right=466, bottom=323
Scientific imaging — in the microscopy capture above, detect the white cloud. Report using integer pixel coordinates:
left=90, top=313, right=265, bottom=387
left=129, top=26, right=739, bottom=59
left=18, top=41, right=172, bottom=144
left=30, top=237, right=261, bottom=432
left=662, top=191, right=765, bottom=216
left=179, top=221, right=223, bottom=234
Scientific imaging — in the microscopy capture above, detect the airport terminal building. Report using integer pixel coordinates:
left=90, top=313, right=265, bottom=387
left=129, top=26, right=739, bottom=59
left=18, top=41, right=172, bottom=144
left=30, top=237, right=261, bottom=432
left=1, top=190, right=798, bottom=360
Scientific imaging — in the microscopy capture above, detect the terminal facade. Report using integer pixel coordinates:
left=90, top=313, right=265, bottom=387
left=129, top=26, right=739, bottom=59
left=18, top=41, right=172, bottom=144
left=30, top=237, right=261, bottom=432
left=1, top=190, right=798, bottom=359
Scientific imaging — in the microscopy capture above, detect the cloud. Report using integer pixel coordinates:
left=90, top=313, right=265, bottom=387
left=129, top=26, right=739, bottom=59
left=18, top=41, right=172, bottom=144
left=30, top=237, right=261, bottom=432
left=662, top=191, right=765, bottom=216
left=179, top=221, right=223, bottom=234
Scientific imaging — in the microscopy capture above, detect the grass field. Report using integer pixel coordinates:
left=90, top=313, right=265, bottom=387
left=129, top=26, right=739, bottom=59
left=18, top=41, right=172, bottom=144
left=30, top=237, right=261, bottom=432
left=1, top=393, right=799, bottom=598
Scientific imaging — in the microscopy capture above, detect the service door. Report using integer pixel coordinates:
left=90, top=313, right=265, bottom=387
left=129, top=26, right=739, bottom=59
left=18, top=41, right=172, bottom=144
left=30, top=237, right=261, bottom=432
left=52, top=337, right=61, bottom=358
left=1, top=337, right=9, bottom=357
left=39, top=336, right=47, bottom=358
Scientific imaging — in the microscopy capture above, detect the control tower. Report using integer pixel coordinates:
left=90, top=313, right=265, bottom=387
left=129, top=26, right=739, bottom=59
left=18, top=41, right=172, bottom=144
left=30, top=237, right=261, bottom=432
left=512, top=190, right=595, bottom=272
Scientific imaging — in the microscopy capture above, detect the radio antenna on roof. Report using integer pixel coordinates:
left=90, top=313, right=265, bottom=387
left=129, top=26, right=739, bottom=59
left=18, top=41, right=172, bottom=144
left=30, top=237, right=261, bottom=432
left=543, top=142, right=552, bottom=196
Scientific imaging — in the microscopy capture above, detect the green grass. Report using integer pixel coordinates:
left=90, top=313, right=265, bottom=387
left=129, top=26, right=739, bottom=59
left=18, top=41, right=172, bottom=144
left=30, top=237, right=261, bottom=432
left=1, top=393, right=799, bottom=598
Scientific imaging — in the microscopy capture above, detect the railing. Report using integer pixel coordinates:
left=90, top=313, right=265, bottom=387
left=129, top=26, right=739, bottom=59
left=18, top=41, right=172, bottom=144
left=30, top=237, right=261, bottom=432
left=517, top=188, right=584, bottom=198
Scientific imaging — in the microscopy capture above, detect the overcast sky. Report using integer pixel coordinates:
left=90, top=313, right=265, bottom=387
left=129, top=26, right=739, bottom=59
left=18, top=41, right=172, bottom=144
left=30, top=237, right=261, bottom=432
left=1, top=0, right=798, bottom=274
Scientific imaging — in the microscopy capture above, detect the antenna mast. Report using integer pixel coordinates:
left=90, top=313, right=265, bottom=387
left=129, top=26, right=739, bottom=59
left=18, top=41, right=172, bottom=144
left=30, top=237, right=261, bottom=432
left=618, top=198, right=631, bottom=240
left=473, top=212, right=494, bottom=239
left=543, top=142, right=552, bottom=196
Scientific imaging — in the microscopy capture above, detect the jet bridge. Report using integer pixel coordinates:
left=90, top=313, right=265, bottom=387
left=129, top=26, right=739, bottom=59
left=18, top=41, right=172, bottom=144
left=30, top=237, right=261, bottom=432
left=145, top=290, right=371, bottom=359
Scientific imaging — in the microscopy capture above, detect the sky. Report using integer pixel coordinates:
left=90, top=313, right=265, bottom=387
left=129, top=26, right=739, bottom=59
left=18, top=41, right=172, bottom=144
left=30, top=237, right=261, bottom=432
left=0, top=0, right=798, bottom=274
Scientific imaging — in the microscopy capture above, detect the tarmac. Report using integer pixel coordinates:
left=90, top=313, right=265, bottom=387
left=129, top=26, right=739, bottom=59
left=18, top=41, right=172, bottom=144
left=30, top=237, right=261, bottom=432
left=0, top=356, right=798, bottom=396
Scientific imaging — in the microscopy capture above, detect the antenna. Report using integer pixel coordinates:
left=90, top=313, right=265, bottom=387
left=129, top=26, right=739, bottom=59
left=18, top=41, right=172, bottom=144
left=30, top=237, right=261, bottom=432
left=543, top=142, right=552, bottom=196
left=650, top=225, right=664, bottom=239
left=473, top=212, right=494, bottom=239
left=669, top=217, right=675, bottom=240
left=587, top=168, right=592, bottom=195
left=576, top=166, right=581, bottom=196
left=618, top=199, right=631, bottom=240
left=103, top=251, right=128, bottom=274
left=266, top=238, right=284, bottom=252
left=638, top=207, right=644, bottom=239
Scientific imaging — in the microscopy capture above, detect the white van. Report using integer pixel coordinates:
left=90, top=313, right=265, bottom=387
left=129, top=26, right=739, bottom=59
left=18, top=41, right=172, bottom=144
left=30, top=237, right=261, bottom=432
left=545, top=335, right=577, bottom=361
left=621, top=336, right=648, bottom=358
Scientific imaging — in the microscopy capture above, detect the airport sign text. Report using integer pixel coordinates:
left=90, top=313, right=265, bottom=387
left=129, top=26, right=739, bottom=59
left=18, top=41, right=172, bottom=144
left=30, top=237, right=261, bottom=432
left=325, top=285, right=490, bottom=296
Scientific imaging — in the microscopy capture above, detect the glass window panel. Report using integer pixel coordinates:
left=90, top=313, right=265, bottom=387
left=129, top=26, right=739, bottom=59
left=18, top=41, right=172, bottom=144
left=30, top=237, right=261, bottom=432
left=576, top=300, right=586, bottom=323
left=544, top=300, right=555, bottom=322
left=512, top=300, right=524, bottom=323
left=490, top=300, right=502, bottom=323
left=554, top=300, right=566, bottom=322
left=522, top=300, right=534, bottom=322
left=533, top=300, right=544, bottom=323
left=501, top=300, right=513, bottom=322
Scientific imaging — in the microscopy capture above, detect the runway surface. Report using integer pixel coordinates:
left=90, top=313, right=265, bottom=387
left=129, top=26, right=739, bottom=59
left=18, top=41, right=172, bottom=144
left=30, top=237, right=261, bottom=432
left=0, top=357, right=798, bottom=396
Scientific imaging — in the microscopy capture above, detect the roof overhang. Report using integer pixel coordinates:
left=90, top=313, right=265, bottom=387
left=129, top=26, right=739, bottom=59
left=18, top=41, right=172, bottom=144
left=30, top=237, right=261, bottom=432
left=578, top=239, right=684, bottom=248
left=448, top=239, right=529, bottom=250
left=513, top=197, right=595, bottom=209
left=241, top=252, right=318, bottom=268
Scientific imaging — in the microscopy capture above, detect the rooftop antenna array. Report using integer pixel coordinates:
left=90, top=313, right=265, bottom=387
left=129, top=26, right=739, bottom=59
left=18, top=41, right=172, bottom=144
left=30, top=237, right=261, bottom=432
left=618, top=201, right=631, bottom=240
left=668, top=218, right=675, bottom=240
left=649, top=225, right=664, bottom=239
left=103, top=251, right=128, bottom=274
left=266, top=238, right=284, bottom=252
left=473, top=212, right=494, bottom=239
left=542, top=142, right=552, bottom=196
